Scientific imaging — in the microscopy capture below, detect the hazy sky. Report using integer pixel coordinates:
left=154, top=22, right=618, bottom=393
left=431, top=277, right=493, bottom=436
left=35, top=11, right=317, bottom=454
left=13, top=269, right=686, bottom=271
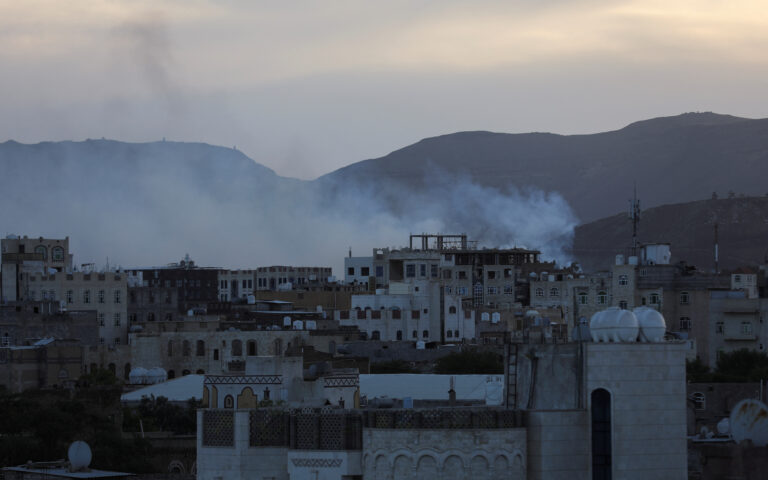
left=2, top=0, right=768, bottom=179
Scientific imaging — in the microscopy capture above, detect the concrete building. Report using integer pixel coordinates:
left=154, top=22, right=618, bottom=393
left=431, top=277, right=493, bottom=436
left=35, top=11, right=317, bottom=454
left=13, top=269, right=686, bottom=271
left=529, top=269, right=612, bottom=333
left=217, top=269, right=256, bottom=302
left=344, top=255, right=374, bottom=285
left=1, top=235, right=72, bottom=302
left=0, top=301, right=99, bottom=346
left=707, top=291, right=768, bottom=367
left=27, top=270, right=128, bottom=345
left=256, top=266, right=333, bottom=291
left=196, top=309, right=688, bottom=479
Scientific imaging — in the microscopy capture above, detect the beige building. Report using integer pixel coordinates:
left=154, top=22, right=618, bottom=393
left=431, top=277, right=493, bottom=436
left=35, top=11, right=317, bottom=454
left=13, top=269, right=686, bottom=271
left=27, top=270, right=128, bottom=345
left=529, top=270, right=612, bottom=333
left=218, top=269, right=256, bottom=302
left=0, top=339, right=83, bottom=392
left=1, top=235, right=72, bottom=302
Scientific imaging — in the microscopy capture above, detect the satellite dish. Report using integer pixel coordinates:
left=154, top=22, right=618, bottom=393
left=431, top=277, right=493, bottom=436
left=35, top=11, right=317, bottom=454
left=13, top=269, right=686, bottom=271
left=68, top=440, right=92, bottom=471
left=730, top=399, right=768, bottom=446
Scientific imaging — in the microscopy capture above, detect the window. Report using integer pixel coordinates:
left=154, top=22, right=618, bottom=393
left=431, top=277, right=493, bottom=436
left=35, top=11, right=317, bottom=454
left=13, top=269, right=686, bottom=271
left=406, top=264, right=415, bottom=278
left=34, top=245, right=47, bottom=260
left=420, top=264, right=426, bottom=277
left=430, top=264, right=438, bottom=278
left=680, top=292, right=690, bottom=305
left=618, top=274, right=628, bottom=286
left=66, top=290, right=73, bottom=303
left=114, top=337, right=120, bottom=345
left=98, top=290, right=105, bottom=304
left=578, top=292, right=588, bottom=305
left=371, top=330, right=381, bottom=340
left=396, top=330, right=403, bottom=340
left=487, top=271, right=496, bottom=279
left=455, top=329, right=460, bottom=338
left=457, top=287, right=468, bottom=296
left=242, top=279, right=247, bottom=289
left=147, top=312, right=155, bottom=322
left=347, top=267, right=355, bottom=276
left=649, top=293, right=660, bottom=305
left=98, top=313, right=105, bottom=327
left=99, top=337, right=105, bottom=345
left=247, top=340, right=257, bottom=356
left=114, top=290, right=121, bottom=304
left=504, top=285, right=514, bottom=295
left=679, top=317, right=691, bottom=331
left=535, top=287, right=544, bottom=298
left=692, top=392, right=705, bottom=410
left=52, top=246, right=64, bottom=261
left=457, top=271, right=467, bottom=280
left=734, top=274, right=742, bottom=283
left=411, top=310, right=420, bottom=319
left=597, top=291, right=607, bottom=305
left=716, top=321, right=724, bottom=334
left=232, top=339, right=243, bottom=356
left=741, top=322, right=753, bottom=335
left=422, top=330, right=429, bottom=338
left=412, top=330, right=418, bottom=339
left=196, top=340, right=205, bottom=356
left=619, top=300, right=628, bottom=310
left=549, top=287, right=559, bottom=297
left=488, top=286, right=499, bottom=295
left=83, top=290, right=91, bottom=304
left=449, top=306, right=457, bottom=314
left=445, top=286, right=452, bottom=294
left=361, top=267, right=370, bottom=276
left=447, top=330, right=453, bottom=338
left=224, top=395, right=234, bottom=409
left=113, top=313, right=121, bottom=326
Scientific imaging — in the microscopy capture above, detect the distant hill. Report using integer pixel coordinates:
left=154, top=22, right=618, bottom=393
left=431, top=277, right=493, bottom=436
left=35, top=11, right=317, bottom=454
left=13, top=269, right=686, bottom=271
left=320, top=112, right=768, bottom=222
left=572, top=196, right=768, bottom=272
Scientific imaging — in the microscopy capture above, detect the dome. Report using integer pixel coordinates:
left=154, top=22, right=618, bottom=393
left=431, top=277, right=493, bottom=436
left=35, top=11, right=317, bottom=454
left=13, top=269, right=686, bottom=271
left=634, top=307, right=667, bottom=342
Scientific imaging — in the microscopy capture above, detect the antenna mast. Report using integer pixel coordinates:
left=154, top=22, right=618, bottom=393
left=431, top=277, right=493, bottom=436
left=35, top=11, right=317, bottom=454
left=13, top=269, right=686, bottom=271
left=714, top=222, right=719, bottom=274
left=629, top=184, right=641, bottom=257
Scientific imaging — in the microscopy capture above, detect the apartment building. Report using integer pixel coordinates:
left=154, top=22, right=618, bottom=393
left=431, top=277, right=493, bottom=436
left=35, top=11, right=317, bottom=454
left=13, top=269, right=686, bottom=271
left=1, top=235, right=72, bottom=302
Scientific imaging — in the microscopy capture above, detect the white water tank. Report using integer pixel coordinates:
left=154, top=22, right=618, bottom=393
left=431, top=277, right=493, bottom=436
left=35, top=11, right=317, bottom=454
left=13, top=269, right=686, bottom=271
left=292, top=320, right=304, bottom=330
left=731, top=399, right=768, bottom=446
left=128, top=367, right=149, bottom=385
left=491, top=312, right=501, bottom=324
left=481, top=312, right=490, bottom=322
left=628, top=256, right=639, bottom=265
left=615, top=255, right=625, bottom=265
left=305, top=320, right=317, bottom=330
left=147, top=367, right=168, bottom=384
left=634, top=306, right=666, bottom=342
left=590, top=307, right=639, bottom=342
left=283, top=316, right=292, bottom=327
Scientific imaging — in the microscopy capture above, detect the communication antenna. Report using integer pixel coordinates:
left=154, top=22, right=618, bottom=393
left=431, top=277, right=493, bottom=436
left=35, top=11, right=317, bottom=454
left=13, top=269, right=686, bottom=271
left=714, top=222, right=719, bottom=274
left=629, top=184, right=641, bottom=256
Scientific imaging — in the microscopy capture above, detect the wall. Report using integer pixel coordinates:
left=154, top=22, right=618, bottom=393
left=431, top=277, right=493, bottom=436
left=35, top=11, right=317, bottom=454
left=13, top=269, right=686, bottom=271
left=362, top=428, right=526, bottom=479
left=524, top=410, right=590, bottom=480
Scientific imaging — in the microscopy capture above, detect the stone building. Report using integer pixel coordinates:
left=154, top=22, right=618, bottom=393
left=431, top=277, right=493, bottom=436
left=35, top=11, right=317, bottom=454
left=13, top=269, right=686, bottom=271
left=256, top=266, right=333, bottom=291
left=529, top=269, right=612, bottom=332
left=0, top=301, right=99, bottom=346
left=217, top=269, right=256, bottom=302
left=27, top=270, right=128, bottom=345
left=1, top=235, right=72, bottom=302
left=0, top=338, right=83, bottom=392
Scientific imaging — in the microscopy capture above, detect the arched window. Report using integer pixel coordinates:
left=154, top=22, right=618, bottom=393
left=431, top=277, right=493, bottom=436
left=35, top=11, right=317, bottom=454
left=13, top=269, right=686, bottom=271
left=196, top=369, right=205, bottom=375
left=679, top=317, right=691, bottom=331
left=422, top=330, right=429, bottom=339
left=232, top=339, right=242, bottom=356
left=591, top=388, right=612, bottom=478
left=396, top=330, right=403, bottom=340
left=535, top=287, right=544, bottom=297
left=52, top=246, right=64, bottom=261
left=549, top=287, right=559, bottom=297
left=618, top=274, right=628, bottom=286
left=578, top=292, right=588, bottom=305
left=34, top=245, right=47, bottom=260
left=449, top=306, right=457, bottom=314
left=182, top=340, right=191, bottom=356
left=692, top=392, right=705, bottom=410
left=224, top=395, right=234, bottom=409
left=182, top=369, right=190, bottom=376
left=247, top=340, right=257, bottom=356
left=597, top=291, right=607, bottom=305
left=196, top=340, right=205, bottom=356
left=371, top=330, right=381, bottom=340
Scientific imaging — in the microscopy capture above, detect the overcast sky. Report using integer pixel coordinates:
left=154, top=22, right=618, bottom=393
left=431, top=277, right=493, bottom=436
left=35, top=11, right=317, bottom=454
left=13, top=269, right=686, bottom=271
left=2, top=0, right=768, bottom=179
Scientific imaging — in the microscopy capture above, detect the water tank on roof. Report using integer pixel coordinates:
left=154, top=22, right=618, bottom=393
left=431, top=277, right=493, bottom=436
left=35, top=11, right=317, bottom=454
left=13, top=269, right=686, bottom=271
left=731, top=399, right=768, bottom=446
left=628, top=256, right=639, bottom=265
left=481, top=312, right=490, bottom=322
left=247, top=295, right=256, bottom=304
left=615, top=255, right=625, bottom=265
left=283, top=316, right=292, bottom=327
left=491, top=312, right=501, bottom=324
left=633, top=306, right=666, bottom=342
left=305, top=320, right=317, bottom=330
left=292, top=320, right=303, bottom=330
left=416, top=341, right=426, bottom=350
left=146, top=367, right=168, bottom=384
left=590, top=307, right=639, bottom=343
left=128, top=367, right=149, bottom=385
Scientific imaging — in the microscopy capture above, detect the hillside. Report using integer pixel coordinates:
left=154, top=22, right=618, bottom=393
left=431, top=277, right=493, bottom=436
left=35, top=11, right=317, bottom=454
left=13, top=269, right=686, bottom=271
left=572, top=196, right=768, bottom=272
left=319, top=112, right=768, bottom=222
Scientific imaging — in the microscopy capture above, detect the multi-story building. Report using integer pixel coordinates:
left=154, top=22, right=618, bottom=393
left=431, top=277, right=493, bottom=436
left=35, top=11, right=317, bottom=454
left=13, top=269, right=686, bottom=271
left=1, top=235, right=72, bottom=302
left=126, top=255, right=219, bottom=313
left=707, top=290, right=768, bottom=367
left=0, top=301, right=99, bottom=346
left=529, top=269, right=612, bottom=332
left=27, top=270, right=128, bottom=345
left=0, top=338, right=84, bottom=392
left=218, top=269, right=256, bottom=302
left=256, top=266, right=333, bottom=291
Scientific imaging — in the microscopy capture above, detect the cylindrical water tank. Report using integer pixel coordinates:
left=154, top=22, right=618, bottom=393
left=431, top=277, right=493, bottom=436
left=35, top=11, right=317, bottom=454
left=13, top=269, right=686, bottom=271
left=634, top=306, right=666, bottom=342
left=615, top=255, right=625, bottom=265
left=590, top=307, right=639, bottom=342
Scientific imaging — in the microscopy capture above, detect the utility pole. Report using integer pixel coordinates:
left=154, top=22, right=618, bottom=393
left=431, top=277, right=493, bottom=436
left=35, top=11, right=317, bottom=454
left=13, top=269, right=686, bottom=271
left=629, top=184, right=641, bottom=257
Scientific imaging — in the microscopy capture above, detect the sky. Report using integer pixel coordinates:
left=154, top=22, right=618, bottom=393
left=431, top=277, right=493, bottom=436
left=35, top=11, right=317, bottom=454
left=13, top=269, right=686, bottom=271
left=2, top=0, right=768, bottom=180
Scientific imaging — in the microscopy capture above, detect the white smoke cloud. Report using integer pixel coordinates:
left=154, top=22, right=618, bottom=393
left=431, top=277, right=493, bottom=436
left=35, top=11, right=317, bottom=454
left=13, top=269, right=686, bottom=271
left=0, top=141, right=577, bottom=274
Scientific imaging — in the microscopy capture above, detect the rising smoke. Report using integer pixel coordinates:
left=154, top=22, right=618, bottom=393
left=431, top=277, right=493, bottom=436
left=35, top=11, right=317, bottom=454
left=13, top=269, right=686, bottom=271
left=0, top=140, right=577, bottom=274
